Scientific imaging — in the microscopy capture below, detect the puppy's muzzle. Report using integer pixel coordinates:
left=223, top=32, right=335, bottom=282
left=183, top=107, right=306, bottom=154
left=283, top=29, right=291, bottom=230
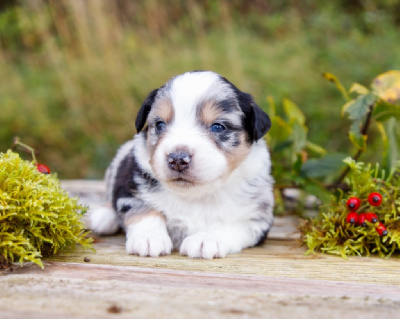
left=167, top=152, right=192, bottom=172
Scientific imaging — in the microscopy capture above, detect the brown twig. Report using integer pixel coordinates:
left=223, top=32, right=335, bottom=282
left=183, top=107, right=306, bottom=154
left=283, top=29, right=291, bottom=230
left=332, top=103, right=375, bottom=189
left=12, top=136, right=38, bottom=164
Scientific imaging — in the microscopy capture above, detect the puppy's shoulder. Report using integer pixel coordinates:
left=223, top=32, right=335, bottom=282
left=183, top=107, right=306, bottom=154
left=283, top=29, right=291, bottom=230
left=106, top=133, right=148, bottom=180
left=106, top=133, right=156, bottom=206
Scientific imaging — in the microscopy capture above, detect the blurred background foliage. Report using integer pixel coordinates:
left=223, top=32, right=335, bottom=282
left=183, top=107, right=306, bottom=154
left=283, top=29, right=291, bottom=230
left=1, top=0, right=400, bottom=179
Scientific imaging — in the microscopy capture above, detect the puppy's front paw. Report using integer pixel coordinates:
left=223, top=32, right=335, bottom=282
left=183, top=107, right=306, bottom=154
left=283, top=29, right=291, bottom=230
left=126, top=232, right=172, bottom=257
left=125, top=215, right=172, bottom=257
left=180, top=232, right=228, bottom=259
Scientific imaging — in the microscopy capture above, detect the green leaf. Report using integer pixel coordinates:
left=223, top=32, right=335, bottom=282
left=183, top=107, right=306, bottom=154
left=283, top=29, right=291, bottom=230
left=301, top=153, right=348, bottom=179
left=342, top=93, right=376, bottom=151
left=292, top=121, right=307, bottom=153
left=349, top=83, right=370, bottom=95
left=273, top=139, right=293, bottom=153
left=342, top=93, right=376, bottom=121
left=373, top=101, right=400, bottom=121
left=376, top=121, right=388, bottom=150
left=305, top=141, right=327, bottom=156
left=283, top=98, right=305, bottom=125
left=268, top=115, right=292, bottom=142
left=323, top=72, right=350, bottom=101
left=371, top=70, right=400, bottom=105
left=349, top=120, right=367, bottom=150
left=381, top=118, right=398, bottom=174
left=293, top=153, right=304, bottom=174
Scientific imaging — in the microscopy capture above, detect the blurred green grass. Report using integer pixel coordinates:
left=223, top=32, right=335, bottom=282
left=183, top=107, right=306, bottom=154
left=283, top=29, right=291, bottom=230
left=1, top=0, right=399, bottom=178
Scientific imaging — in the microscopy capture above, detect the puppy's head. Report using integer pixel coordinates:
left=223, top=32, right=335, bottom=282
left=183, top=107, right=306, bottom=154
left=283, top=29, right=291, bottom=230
left=136, top=71, right=271, bottom=194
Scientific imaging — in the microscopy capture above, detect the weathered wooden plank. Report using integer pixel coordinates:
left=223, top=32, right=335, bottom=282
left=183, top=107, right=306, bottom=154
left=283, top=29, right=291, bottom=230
left=50, top=234, right=400, bottom=286
left=1, top=261, right=400, bottom=319
left=6, top=261, right=400, bottom=300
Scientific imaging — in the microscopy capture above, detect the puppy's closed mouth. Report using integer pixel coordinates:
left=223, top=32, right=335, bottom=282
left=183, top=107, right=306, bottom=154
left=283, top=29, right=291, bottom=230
left=168, top=177, right=197, bottom=187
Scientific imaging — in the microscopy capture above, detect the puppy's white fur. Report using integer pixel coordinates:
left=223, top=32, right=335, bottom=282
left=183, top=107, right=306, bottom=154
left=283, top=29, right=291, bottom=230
left=89, top=71, right=274, bottom=259
left=89, top=206, right=119, bottom=235
left=125, top=215, right=172, bottom=257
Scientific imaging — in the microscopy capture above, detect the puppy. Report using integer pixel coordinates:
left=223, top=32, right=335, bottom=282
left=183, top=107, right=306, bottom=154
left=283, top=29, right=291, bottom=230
left=90, top=71, right=274, bottom=259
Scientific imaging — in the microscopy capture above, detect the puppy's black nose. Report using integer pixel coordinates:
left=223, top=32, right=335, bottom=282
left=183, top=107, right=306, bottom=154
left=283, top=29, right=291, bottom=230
left=167, top=152, right=191, bottom=172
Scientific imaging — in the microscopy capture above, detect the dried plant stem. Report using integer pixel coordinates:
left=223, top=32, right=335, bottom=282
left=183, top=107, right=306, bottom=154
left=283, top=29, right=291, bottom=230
left=332, top=104, right=375, bottom=189
left=12, top=137, right=38, bottom=164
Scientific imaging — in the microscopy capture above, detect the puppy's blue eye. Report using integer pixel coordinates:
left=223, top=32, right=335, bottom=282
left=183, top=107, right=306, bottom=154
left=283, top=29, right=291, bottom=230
left=211, top=123, right=225, bottom=133
left=155, top=121, right=166, bottom=133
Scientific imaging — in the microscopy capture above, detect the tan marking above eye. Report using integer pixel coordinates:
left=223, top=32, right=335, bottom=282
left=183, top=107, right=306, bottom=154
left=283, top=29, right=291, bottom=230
left=152, top=97, right=174, bottom=124
left=199, top=100, right=224, bottom=126
left=198, top=100, right=243, bottom=129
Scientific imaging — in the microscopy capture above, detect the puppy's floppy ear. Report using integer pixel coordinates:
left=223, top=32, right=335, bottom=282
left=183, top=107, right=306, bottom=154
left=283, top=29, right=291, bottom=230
left=135, top=88, right=159, bottom=133
left=237, top=91, right=272, bottom=141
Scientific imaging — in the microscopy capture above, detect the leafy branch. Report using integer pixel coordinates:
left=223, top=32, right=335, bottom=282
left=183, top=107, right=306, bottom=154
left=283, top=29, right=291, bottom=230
left=268, top=70, right=400, bottom=214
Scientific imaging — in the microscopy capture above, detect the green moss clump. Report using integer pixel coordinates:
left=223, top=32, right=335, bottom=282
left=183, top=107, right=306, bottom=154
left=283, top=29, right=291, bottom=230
left=0, top=150, right=93, bottom=268
left=299, top=158, right=400, bottom=258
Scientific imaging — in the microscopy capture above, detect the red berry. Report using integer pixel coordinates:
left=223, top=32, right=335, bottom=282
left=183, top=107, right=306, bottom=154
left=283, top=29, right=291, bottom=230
left=346, top=212, right=359, bottom=224
left=365, top=212, right=378, bottom=223
left=368, top=192, right=382, bottom=206
left=358, top=213, right=367, bottom=226
left=376, top=222, right=388, bottom=236
left=36, top=163, right=51, bottom=174
left=346, top=197, right=361, bottom=211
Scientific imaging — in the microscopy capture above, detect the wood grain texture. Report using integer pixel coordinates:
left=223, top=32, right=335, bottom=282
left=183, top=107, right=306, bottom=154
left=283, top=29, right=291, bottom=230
left=51, top=234, right=400, bottom=286
left=1, top=180, right=400, bottom=318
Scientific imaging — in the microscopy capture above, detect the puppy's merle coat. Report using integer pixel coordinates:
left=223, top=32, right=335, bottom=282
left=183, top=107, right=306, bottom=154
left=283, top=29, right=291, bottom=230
left=90, top=71, right=274, bottom=259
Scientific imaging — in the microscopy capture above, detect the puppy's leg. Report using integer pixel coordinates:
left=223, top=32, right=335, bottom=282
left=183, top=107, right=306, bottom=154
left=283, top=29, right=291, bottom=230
left=125, top=210, right=173, bottom=257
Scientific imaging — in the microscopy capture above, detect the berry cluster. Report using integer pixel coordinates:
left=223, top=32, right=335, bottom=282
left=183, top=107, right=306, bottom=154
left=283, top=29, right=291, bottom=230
left=345, top=193, right=387, bottom=236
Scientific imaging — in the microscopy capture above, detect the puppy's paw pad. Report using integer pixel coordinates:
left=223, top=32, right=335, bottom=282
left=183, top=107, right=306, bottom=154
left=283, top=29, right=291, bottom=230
left=89, top=207, right=119, bottom=235
left=180, top=233, right=228, bottom=259
left=126, top=233, right=172, bottom=257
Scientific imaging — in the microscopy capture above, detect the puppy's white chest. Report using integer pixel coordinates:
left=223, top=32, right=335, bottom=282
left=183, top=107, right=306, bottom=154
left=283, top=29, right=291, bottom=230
left=144, top=182, right=256, bottom=230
